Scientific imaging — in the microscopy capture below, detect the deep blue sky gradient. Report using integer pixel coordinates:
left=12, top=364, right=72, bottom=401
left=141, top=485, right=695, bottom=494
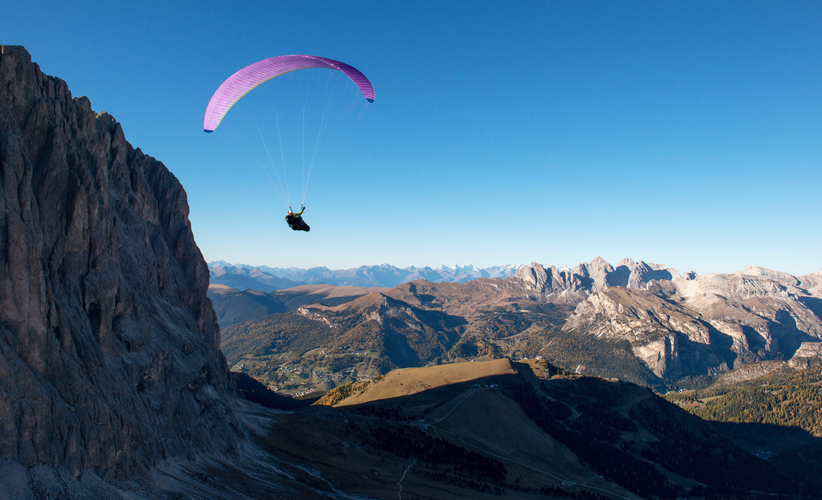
left=3, top=1, right=820, bottom=275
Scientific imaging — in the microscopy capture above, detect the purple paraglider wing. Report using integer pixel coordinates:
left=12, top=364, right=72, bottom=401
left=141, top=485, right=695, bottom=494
left=204, top=55, right=375, bottom=132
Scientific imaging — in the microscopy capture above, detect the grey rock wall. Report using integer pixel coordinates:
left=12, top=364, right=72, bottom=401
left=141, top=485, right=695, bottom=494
left=0, top=45, right=241, bottom=480
left=564, top=265, right=822, bottom=379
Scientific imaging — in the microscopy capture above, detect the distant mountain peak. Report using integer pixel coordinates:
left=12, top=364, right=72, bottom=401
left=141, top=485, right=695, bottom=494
left=738, top=265, right=800, bottom=283
left=208, top=261, right=524, bottom=289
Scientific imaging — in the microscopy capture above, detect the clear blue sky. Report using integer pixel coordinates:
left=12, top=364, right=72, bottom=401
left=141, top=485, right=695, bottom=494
left=4, top=1, right=821, bottom=276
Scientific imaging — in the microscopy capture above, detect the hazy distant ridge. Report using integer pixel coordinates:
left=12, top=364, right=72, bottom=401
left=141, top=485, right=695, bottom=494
left=209, top=261, right=523, bottom=289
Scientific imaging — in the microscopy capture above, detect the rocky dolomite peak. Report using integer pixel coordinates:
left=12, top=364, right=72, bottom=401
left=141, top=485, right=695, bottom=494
left=738, top=265, right=800, bottom=286
left=512, top=258, right=684, bottom=300
left=607, top=258, right=680, bottom=289
left=564, top=286, right=724, bottom=378
left=515, top=262, right=584, bottom=295
left=680, top=270, right=697, bottom=280
left=573, top=256, right=616, bottom=292
left=798, top=268, right=822, bottom=297
left=569, top=257, right=680, bottom=292
left=0, top=45, right=241, bottom=480
left=563, top=258, right=822, bottom=380
left=516, top=262, right=551, bottom=290
left=676, top=268, right=812, bottom=307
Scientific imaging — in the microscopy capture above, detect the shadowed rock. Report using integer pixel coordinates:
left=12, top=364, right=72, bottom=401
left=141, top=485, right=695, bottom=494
left=0, top=45, right=241, bottom=480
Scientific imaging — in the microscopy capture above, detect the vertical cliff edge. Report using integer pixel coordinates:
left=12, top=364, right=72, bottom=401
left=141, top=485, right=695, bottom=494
left=0, top=45, right=242, bottom=481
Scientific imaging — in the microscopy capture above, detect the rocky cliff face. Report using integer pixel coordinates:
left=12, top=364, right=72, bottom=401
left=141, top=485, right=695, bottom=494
left=563, top=285, right=731, bottom=379
left=564, top=264, right=822, bottom=379
left=439, top=258, right=821, bottom=381
left=0, top=45, right=241, bottom=480
left=513, top=257, right=685, bottom=297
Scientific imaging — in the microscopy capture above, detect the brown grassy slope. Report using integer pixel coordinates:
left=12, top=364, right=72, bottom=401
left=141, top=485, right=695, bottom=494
left=385, top=279, right=526, bottom=317
left=334, top=358, right=518, bottom=406
left=272, top=284, right=392, bottom=309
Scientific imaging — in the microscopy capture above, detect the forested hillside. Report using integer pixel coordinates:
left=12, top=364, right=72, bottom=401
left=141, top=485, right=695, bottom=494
left=666, top=361, right=822, bottom=435
left=666, top=360, right=822, bottom=495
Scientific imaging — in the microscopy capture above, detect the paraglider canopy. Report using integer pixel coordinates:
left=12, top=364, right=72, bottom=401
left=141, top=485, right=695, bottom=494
left=203, top=54, right=374, bottom=217
left=204, top=54, right=375, bottom=133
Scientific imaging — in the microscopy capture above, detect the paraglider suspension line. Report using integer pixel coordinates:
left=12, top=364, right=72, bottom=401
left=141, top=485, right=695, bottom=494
left=301, top=109, right=306, bottom=206
left=301, top=110, right=327, bottom=206
left=274, top=114, right=291, bottom=207
left=256, top=124, right=290, bottom=208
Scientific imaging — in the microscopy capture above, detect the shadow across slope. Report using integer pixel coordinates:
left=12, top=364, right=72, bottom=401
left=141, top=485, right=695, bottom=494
left=299, top=359, right=800, bottom=499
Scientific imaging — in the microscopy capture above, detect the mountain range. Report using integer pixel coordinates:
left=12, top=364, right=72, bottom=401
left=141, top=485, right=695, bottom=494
left=214, top=257, right=822, bottom=394
left=209, top=261, right=523, bottom=289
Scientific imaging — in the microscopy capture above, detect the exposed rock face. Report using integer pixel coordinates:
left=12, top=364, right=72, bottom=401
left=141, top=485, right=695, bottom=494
left=675, top=270, right=822, bottom=361
left=515, top=262, right=588, bottom=298
left=788, top=341, right=822, bottom=368
left=564, top=264, right=822, bottom=379
left=514, top=257, right=683, bottom=297
left=563, top=286, right=730, bottom=378
left=712, top=360, right=787, bottom=386
left=0, top=46, right=241, bottom=479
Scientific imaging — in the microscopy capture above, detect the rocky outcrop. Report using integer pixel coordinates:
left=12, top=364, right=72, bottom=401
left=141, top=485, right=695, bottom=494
left=564, top=264, right=822, bottom=379
left=712, top=360, right=787, bottom=386
left=563, top=286, right=730, bottom=378
left=788, top=342, right=822, bottom=368
left=678, top=269, right=822, bottom=359
left=516, top=262, right=587, bottom=296
left=515, top=257, right=683, bottom=297
left=0, top=45, right=241, bottom=480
